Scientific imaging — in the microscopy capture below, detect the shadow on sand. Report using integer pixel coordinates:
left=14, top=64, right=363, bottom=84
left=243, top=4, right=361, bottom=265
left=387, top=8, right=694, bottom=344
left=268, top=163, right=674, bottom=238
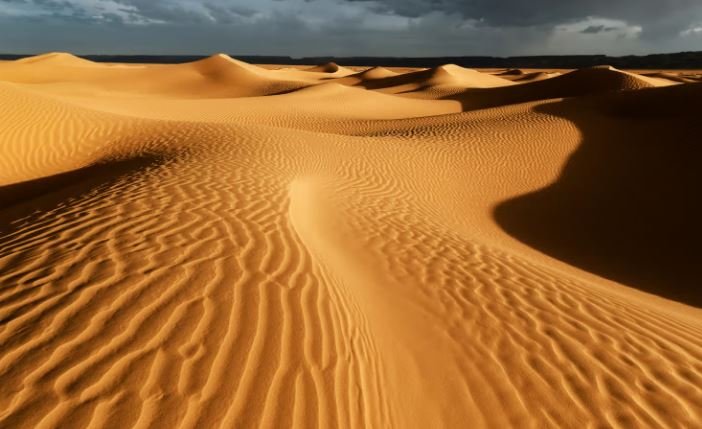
left=0, top=156, right=160, bottom=234
left=494, top=83, right=702, bottom=307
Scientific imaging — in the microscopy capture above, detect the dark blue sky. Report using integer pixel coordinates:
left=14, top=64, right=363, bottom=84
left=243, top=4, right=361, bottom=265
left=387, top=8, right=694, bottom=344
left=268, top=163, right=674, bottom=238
left=1, top=0, right=701, bottom=55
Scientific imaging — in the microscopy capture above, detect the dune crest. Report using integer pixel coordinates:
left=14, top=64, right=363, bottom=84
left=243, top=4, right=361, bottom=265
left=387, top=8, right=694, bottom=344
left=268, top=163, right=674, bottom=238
left=189, top=53, right=268, bottom=75
left=448, top=65, right=682, bottom=111
left=421, top=64, right=514, bottom=87
left=355, top=66, right=398, bottom=80
left=16, top=52, right=96, bottom=67
left=1, top=54, right=701, bottom=428
left=536, top=66, right=658, bottom=91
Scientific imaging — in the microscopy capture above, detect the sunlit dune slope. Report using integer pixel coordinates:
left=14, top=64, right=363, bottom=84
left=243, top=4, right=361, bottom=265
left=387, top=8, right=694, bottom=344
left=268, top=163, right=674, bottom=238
left=642, top=71, right=701, bottom=84
left=0, top=53, right=701, bottom=429
left=0, top=53, right=310, bottom=98
left=15, top=52, right=98, bottom=67
left=0, top=82, right=155, bottom=185
left=354, top=66, right=398, bottom=80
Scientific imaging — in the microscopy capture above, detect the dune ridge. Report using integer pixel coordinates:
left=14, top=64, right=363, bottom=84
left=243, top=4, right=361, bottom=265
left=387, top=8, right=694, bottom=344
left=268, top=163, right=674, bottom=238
left=355, top=66, right=398, bottom=80
left=15, top=52, right=97, bottom=67
left=0, top=53, right=700, bottom=428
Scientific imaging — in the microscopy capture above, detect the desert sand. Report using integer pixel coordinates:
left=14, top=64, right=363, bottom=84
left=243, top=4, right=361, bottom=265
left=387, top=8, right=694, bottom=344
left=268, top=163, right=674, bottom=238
left=0, top=53, right=701, bottom=428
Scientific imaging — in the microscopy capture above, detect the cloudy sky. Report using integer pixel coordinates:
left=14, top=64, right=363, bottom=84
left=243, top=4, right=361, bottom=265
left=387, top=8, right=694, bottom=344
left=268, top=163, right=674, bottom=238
left=1, top=0, right=702, bottom=56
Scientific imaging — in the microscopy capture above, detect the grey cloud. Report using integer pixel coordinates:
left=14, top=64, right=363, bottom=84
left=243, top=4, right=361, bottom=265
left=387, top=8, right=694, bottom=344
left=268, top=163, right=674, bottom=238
left=112, top=0, right=210, bottom=23
left=2, top=0, right=702, bottom=56
left=351, top=0, right=702, bottom=27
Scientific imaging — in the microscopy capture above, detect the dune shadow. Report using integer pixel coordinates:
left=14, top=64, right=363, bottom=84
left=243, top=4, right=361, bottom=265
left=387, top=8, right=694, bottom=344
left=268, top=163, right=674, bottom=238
left=494, top=83, right=702, bottom=307
left=446, top=66, right=661, bottom=112
left=0, top=156, right=161, bottom=235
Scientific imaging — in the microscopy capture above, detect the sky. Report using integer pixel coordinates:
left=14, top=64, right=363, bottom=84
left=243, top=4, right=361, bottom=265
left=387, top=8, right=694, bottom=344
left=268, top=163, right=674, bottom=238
left=1, top=0, right=702, bottom=56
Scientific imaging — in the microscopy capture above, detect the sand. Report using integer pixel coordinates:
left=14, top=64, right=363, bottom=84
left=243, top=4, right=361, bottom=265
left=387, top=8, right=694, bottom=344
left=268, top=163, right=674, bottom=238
left=0, top=52, right=701, bottom=428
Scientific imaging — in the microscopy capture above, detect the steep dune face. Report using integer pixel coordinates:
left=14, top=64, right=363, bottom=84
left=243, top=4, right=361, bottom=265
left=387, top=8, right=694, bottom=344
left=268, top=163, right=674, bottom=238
left=495, top=83, right=702, bottom=305
left=1, top=58, right=701, bottom=428
left=427, top=64, right=513, bottom=87
left=186, top=53, right=268, bottom=76
left=174, top=54, right=310, bottom=97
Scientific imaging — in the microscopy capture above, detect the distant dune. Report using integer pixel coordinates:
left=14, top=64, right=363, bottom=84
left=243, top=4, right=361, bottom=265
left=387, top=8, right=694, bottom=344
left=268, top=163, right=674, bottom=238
left=302, top=62, right=354, bottom=75
left=5, top=51, right=702, bottom=69
left=14, top=52, right=97, bottom=67
left=1, top=53, right=701, bottom=429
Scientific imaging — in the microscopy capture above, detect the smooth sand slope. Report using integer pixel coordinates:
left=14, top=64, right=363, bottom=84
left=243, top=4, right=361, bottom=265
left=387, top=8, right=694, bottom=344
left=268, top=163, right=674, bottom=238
left=0, top=53, right=701, bottom=428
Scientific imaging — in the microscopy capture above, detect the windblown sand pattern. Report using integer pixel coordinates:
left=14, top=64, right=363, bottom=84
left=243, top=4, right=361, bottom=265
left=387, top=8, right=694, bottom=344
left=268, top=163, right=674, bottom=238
left=1, top=53, right=701, bottom=428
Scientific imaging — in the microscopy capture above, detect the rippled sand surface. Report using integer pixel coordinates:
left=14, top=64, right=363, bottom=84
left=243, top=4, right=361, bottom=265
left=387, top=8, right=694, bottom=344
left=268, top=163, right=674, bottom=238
left=1, top=53, right=701, bottom=428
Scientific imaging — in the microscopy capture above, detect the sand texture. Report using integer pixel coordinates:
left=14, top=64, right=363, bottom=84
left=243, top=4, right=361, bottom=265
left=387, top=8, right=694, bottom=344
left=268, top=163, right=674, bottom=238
left=1, top=53, right=701, bottom=428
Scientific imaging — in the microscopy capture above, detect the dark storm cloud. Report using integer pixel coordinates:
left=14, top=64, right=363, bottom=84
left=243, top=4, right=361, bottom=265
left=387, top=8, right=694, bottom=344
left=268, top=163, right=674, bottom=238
left=1, top=0, right=702, bottom=56
left=351, top=0, right=702, bottom=27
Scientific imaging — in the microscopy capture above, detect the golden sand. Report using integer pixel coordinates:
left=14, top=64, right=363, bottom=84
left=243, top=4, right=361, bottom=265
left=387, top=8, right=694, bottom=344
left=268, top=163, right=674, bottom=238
left=1, top=53, right=701, bottom=428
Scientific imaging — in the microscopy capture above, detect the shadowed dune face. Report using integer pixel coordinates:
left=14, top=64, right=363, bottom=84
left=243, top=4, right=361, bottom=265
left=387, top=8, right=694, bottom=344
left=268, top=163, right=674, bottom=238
left=495, top=83, right=702, bottom=306
left=304, top=62, right=345, bottom=73
left=496, top=68, right=525, bottom=76
left=0, top=156, right=161, bottom=213
left=448, top=66, right=670, bottom=111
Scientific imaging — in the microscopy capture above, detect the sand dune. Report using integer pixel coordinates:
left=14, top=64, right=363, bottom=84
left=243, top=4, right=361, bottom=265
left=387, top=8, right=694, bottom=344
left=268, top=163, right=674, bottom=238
left=496, top=82, right=702, bottom=305
left=513, top=71, right=561, bottom=82
left=490, top=69, right=563, bottom=82
left=303, top=62, right=353, bottom=75
left=495, top=68, right=526, bottom=76
left=15, top=52, right=97, bottom=67
left=448, top=65, right=679, bottom=111
left=1, top=54, right=701, bottom=428
left=353, top=63, right=513, bottom=98
left=186, top=53, right=268, bottom=76
left=0, top=53, right=310, bottom=98
left=332, top=67, right=400, bottom=86
left=0, top=82, right=154, bottom=185
left=642, top=71, right=702, bottom=84
left=354, top=66, right=398, bottom=80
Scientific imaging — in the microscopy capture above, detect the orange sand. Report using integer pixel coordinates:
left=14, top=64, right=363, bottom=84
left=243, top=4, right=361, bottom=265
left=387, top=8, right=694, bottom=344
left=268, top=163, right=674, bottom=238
left=1, top=53, right=701, bottom=428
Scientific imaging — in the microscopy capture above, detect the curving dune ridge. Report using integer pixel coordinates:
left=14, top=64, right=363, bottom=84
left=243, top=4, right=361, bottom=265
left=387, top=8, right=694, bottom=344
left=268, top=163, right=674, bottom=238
left=0, top=53, right=701, bottom=428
